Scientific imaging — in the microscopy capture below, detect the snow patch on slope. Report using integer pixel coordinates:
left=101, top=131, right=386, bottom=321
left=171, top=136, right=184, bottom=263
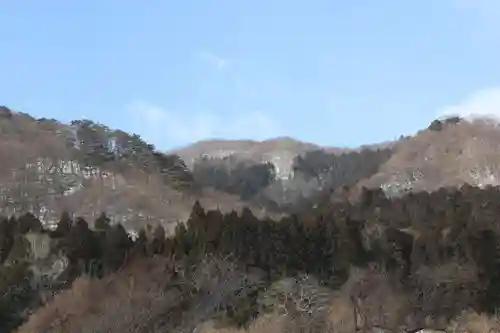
left=263, top=150, right=297, bottom=180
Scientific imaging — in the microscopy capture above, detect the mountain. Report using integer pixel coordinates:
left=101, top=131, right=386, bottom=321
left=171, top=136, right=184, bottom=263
left=0, top=106, right=277, bottom=234
left=170, top=136, right=327, bottom=179
left=4, top=104, right=500, bottom=234
left=170, top=137, right=392, bottom=180
left=13, top=180, right=500, bottom=333
left=359, top=116, right=500, bottom=197
left=7, top=108, right=500, bottom=332
left=171, top=136, right=398, bottom=212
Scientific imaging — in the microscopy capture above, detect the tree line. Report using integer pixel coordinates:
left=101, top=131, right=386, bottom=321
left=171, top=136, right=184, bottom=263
left=192, top=155, right=276, bottom=200
left=3, top=183, right=500, bottom=330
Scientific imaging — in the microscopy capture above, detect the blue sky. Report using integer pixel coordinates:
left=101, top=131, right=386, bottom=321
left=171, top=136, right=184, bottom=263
left=1, top=1, right=500, bottom=150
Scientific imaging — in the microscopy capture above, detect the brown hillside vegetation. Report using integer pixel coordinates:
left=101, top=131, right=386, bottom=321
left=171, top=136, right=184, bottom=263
left=361, top=117, right=500, bottom=196
left=0, top=107, right=274, bottom=233
left=0, top=106, right=410, bottom=235
left=10, top=184, right=500, bottom=332
left=16, top=257, right=178, bottom=333
left=170, top=137, right=325, bottom=169
left=10, top=108, right=500, bottom=332
left=171, top=137, right=396, bottom=167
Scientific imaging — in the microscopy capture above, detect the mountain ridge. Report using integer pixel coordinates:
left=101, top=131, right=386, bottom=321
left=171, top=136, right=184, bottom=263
left=0, top=106, right=280, bottom=233
left=6, top=106, right=500, bottom=332
left=3, top=105, right=500, bottom=233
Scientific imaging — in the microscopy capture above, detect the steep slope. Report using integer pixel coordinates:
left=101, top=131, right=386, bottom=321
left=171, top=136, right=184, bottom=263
left=0, top=107, right=274, bottom=233
left=257, top=145, right=395, bottom=212
left=170, top=137, right=325, bottom=180
left=361, top=117, right=500, bottom=196
left=7, top=106, right=490, bottom=232
left=173, top=136, right=400, bottom=212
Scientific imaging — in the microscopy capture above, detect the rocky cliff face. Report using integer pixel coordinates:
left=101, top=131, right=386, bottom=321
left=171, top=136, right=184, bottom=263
left=0, top=108, right=279, bottom=235
left=0, top=108, right=398, bottom=230
left=6, top=107, right=500, bottom=234
left=360, top=118, right=500, bottom=197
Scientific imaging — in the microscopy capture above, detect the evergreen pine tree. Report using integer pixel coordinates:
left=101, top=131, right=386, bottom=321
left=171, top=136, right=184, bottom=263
left=0, top=216, right=14, bottom=263
left=95, top=212, right=111, bottom=231
left=53, top=212, right=72, bottom=238
left=18, top=212, right=43, bottom=234
left=102, top=223, right=133, bottom=272
left=151, top=224, right=166, bottom=255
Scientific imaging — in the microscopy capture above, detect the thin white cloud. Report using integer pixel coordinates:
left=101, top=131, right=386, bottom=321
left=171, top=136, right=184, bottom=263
left=197, top=51, right=260, bottom=99
left=196, top=50, right=269, bottom=104
left=198, top=50, right=227, bottom=70
left=437, top=87, right=500, bottom=120
left=127, top=102, right=282, bottom=147
left=127, top=51, right=284, bottom=148
left=223, top=109, right=281, bottom=139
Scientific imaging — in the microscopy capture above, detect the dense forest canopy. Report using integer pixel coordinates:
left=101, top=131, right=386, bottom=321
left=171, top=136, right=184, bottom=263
left=2, top=109, right=500, bottom=332
left=192, top=156, right=277, bottom=200
left=4, top=183, right=500, bottom=332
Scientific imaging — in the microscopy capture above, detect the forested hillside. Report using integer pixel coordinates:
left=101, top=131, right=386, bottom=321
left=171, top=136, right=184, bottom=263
left=6, top=107, right=500, bottom=332
left=3, top=0, right=499, bottom=330
left=0, top=107, right=282, bottom=235
left=2, top=184, right=500, bottom=332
